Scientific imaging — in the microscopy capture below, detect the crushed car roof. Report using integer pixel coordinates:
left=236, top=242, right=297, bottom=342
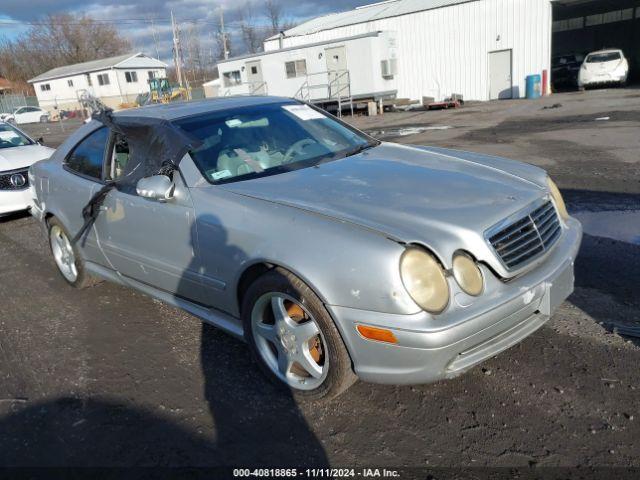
left=114, top=96, right=294, bottom=121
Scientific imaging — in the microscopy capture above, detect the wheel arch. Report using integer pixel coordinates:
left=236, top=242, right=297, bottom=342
left=236, top=259, right=358, bottom=378
left=235, top=259, right=332, bottom=315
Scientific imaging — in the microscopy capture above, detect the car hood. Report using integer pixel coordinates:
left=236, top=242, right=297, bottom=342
left=0, top=144, right=55, bottom=172
left=221, top=143, right=549, bottom=273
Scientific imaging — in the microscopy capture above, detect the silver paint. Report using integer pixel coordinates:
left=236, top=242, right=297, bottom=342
left=30, top=97, right=583, bottom=385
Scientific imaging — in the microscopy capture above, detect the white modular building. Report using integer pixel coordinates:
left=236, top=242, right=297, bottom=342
left=219, top=0, right=639, bottom=105
left=219, top=0, right=555, bottom=104
left=218, top=31, right=399, bottom=107
left=28, top=53, right=167, bottom=112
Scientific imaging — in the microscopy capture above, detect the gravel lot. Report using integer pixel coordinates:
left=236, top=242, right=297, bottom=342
left=1, top=88, right=639, bottom=473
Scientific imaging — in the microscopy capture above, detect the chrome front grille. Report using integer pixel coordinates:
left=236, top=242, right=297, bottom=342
left=0, top=168, right=29, bottom=191
left=488, top=201, right=562, bottom=270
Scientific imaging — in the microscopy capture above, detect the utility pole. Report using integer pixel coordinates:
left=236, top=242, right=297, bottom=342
left=171, top=10, right=185, bottom=88
left=220, top=6, right=229, bottom=60
left=150, top=17, right=160, bottom=60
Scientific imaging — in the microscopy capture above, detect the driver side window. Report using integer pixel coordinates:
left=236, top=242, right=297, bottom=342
left=65, top=127, right=109, bottom=180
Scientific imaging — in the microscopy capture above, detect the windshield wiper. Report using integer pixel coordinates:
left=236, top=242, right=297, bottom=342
left=343, top=142, right=378, bottom=158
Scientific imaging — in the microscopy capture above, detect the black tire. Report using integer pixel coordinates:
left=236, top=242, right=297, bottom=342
left=48, top=217, right=101, bottom=289
left=242, top=267, right=357, bottom=401
left=40, top=115, right=48, bottom=123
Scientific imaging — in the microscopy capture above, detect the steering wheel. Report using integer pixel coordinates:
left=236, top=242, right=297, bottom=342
left=283, top=139, right=317, bottom=164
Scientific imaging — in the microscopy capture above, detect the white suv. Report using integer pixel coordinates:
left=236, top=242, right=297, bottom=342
left=0, top=122, right=54, bottom=216
left=578, top=49, right=629, bottom=89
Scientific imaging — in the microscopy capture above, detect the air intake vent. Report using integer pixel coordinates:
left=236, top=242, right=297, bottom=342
left=488, top=201, right=561, bottom=270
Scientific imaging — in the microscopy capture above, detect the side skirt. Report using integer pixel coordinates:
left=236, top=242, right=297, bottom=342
left=84, top=261, right=245, bottom=341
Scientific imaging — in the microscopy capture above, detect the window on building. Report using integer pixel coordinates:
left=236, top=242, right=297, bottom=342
left=148, top=71, right=155, bottom=80
left=585, top=13, right=603, bottom=26
left=86, top=73, right=92, bottom=86
left=603, top=10, right=622, bottom=23
left=553, top=17, right=584, bottom=32
left=40, top=84, right=51, bottom=92
left=64, top=127, right=109, bottom=180
left=67, top=79, right=74, bottom=87
left=97, top=73, right=110, bottom=86
left=125, top=71, right=138, bottom=83
left=250, top=66, right=258, bottom=74
left=284, top=60, right=307, bottom=79
left=222, top=70, right=242, bottom=87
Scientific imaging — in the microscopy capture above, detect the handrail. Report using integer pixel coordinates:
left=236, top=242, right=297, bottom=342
left=222, top=81, right=267, bottom=97
left=249, top=81, right=268, bottom=95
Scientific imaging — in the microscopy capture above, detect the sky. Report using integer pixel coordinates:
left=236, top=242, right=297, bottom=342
left=0, top=0, right=367, bottom=67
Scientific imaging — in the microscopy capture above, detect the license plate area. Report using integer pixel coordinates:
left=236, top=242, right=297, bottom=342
left=541, top=262, right=574, bottom=316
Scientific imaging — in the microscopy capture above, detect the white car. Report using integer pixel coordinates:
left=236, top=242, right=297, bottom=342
left=0, top=122, right=55, bottom=216
left=578, top=49, right=629, bottom=89
left=0, top=106, right=50, bottom=125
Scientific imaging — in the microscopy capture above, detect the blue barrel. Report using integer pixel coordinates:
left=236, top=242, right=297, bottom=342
left=526, top=74, right=541, bottom=99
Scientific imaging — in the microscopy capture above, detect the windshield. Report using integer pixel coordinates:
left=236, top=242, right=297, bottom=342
left=175, top=102, right=377, bottom=184
left=0, top=123, right=33, bottom=149
left=586, top=52, right=621, bottom=63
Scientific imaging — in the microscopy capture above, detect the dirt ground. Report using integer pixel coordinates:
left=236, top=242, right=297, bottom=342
left=1, top=87, right=639, bottom=474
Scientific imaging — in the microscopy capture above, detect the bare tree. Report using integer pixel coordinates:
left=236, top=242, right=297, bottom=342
left=265, top=0, right=282, bottom=36
left=185, top=23, right=205, bottom=83
left=239, top=2, right=262, bottom=54
left=0, top=13, right=130, bottom=84
left=213, top=21, right=232, bottom=61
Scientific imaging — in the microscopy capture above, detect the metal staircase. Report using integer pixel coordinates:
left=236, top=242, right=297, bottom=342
left=294, top=69, right=354, bottom=117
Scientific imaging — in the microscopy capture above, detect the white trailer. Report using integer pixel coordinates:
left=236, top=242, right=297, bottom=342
left=217, top=32, right=399, bottom=111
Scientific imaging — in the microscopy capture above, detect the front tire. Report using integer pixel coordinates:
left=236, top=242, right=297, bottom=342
left=242, top=268, right=357, bottom=401
left=48, top=217, right=99, bottom=288
left=40, top=115, right=48, bottom=123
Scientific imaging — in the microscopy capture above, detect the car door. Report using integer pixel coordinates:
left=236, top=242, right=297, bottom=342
left=52, top=126, right=111, bottom=265
left=26, top=108, right=38, bottom=123
left=19, top=107, right=34, bottom=124
left=93, top=132, right=211, bottom=304
left=13, top=107, right=26, bottom=124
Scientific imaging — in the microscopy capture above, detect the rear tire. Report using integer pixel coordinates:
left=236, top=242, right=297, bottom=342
left=242, top=268, right=357, bottom=401
left=48, top=217, right=101, bottom=289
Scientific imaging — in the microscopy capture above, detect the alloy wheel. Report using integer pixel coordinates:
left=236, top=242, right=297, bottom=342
left=251, top=292, right=328, bottom=390
left=50, top=225, right=78, bottom=283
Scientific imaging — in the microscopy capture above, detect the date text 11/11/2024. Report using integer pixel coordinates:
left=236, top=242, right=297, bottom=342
left=232, top=468, right=401, bottom=478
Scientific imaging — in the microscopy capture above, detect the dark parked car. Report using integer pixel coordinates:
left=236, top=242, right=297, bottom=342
left=552, top=53, right=584, bottom=89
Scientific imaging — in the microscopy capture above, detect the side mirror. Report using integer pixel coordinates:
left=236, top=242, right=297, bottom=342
left=136, top=175, right=175, bottom=202
left=36, top=137, right=44, bottom=144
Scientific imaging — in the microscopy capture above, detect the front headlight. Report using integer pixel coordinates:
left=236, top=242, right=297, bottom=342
left=452, top=252, right=484, bottom=296
left=400, top=248, right=449, bottom=314
left=547, top=177, right=569, bottom=220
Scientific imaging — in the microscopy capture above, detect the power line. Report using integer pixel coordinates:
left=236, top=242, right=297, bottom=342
left=0, top=18, right=256, bottom=27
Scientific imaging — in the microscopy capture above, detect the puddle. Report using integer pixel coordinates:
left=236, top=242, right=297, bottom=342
left=572, top=210, right=640, bottom=245
left=367, top=125, right=452, bottom=139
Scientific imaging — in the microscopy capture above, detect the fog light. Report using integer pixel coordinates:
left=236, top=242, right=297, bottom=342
left=452, top=252, right=484, bottom=296
left=356, top=325, right=397, bottom=344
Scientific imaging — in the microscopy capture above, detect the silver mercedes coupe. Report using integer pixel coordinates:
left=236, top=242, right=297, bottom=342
left=29, top=97, right=582, bottom=400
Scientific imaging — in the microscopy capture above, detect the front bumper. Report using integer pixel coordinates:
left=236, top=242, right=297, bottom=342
left=0, top=188, right=33, bottom=216
left=328, top=217, right=582, bottom=385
